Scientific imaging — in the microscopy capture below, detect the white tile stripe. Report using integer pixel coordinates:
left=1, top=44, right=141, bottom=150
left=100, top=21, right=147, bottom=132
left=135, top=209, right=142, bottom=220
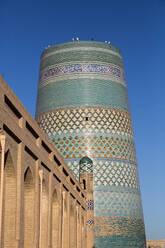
left=38, top=74, right=126, bottom=89
left=41, top=46, right=122, bottom=60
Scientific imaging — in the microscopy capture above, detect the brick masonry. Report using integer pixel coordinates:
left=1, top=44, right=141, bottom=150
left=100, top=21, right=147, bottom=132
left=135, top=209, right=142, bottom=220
left=0, top=76, right=87, bottom=248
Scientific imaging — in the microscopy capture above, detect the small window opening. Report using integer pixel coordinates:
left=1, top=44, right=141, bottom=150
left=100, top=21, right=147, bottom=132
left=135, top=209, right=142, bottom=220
left=83, top=179, right=86, bottom=190
left=86, top=117, right=89, bottom=121
left=81, top=193, right=85, bottom=198
left=76, top=186, right=80, bottom=192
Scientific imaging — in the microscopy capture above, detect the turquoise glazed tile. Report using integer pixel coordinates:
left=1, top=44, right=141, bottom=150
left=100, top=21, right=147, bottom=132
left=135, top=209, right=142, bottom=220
left=36, top=41, right=146, bottom=247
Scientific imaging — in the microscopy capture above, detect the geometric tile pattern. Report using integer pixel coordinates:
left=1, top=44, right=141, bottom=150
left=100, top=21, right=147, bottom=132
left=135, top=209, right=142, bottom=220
left=39, top=63, right=126, bottom=87
left=79, top=156, right=93, bottom=173
left=51, top=134, right=136, bottom=163
left=87, top=200, right=94, bottom=210
left=93, top=160, right=139, bottom=189
left=37, top=106, right=133, bottom=137
left=95, top=216, right=146, bottom=248
left=64, top=160, right=79, bottom=179
left=36, top=41, right=146, bottom=247
left=94, top=186, right=143, bottom=218
left=86, top=219, right=94, bottom=225
left=65, top=159, right=139, bottom=189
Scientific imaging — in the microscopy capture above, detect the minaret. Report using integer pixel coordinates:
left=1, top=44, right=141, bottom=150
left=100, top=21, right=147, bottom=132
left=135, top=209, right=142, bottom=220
left=36, top=41, right=146, bottom=247
left=79, top=156, right=94, bottom=248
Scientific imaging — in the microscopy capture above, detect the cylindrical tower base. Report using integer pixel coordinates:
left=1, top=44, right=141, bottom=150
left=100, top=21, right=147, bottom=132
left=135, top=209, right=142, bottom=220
left=36, top=41, right=146, bottom=247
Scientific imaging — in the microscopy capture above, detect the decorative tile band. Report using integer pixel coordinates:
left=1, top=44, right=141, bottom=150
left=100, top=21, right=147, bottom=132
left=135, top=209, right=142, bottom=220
left=51, top=134, right=136, bottom=162
left=37, top=106, right=136, bottom=169
left=38, top=74, right=126, bottom=90
left=37, top=106, right=133, bottom=138
left=94, top=186, right=143, bottom=218
left=64, top=159, right=139, bottom=189
left=40, top=50, right=123, bottom=71
left=93, top=160, right=139, bottom=189
left=80, top=161, right=93, bottom=173
left=95, top=216, right=146, bottom=248
left=41, top=41, right=121, bottom=59
left=86, top=219, right=94, bottom=225
left=41, top=46, right=122, bottom=60
left=36, top=79, right=130, bottom=114
left=95, top=215, right=145, bottom=235
left=87, top=200, right=94, bottom=210
left=39, top=63, right=126, bottom=87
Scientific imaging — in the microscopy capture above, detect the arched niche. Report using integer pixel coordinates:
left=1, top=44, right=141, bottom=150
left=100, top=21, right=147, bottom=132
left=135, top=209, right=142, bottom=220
left=77, top=207, right=81, bottom=248
left=40, top=180, right=48, bottom=248
left=24, top=167, right=35, bottom=248
left=3, top=150, right=17, bottom=247
left=70, top=203, right=76, bottom=248
left=81, top=215, right=85, bottom=248
left=52, top=189, right=60, bottom=248
left=62, top=192, right=68, bottom=248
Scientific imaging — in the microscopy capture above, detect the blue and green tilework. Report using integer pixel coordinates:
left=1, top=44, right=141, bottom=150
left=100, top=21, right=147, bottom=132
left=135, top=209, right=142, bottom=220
left=36, top=41, right=146, bottom=247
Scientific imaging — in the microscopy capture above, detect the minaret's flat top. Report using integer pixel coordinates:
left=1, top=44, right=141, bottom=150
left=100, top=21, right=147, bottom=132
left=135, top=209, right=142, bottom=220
left=41, top=40, right=121, bottom=58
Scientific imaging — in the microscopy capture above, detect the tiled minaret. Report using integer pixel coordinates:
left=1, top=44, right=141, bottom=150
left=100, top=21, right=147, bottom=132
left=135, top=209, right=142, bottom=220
left=36, top=41, right=146, bottom=247
left=79, top=156, right=94, bottom=248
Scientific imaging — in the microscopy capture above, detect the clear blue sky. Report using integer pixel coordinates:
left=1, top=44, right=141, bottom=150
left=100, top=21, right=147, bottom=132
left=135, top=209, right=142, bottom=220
left=0, top=0, right=164, bottom=240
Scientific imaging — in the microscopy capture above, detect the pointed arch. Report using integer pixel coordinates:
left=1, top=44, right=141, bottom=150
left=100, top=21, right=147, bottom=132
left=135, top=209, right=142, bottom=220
left=40, top=180, right=48, bottom=248
left=3, top=150, right=17, bottom=247
left=81, top=215, right=85, bottom=248
left=24, top=167, right=35, bottom=248
left=77, top=207, right=81, bottom=248
left=62, top=192, right=68, bottom=248
left=52, top=189, right=60, bottom=248
left=70, top=204, right=76, bottom=248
